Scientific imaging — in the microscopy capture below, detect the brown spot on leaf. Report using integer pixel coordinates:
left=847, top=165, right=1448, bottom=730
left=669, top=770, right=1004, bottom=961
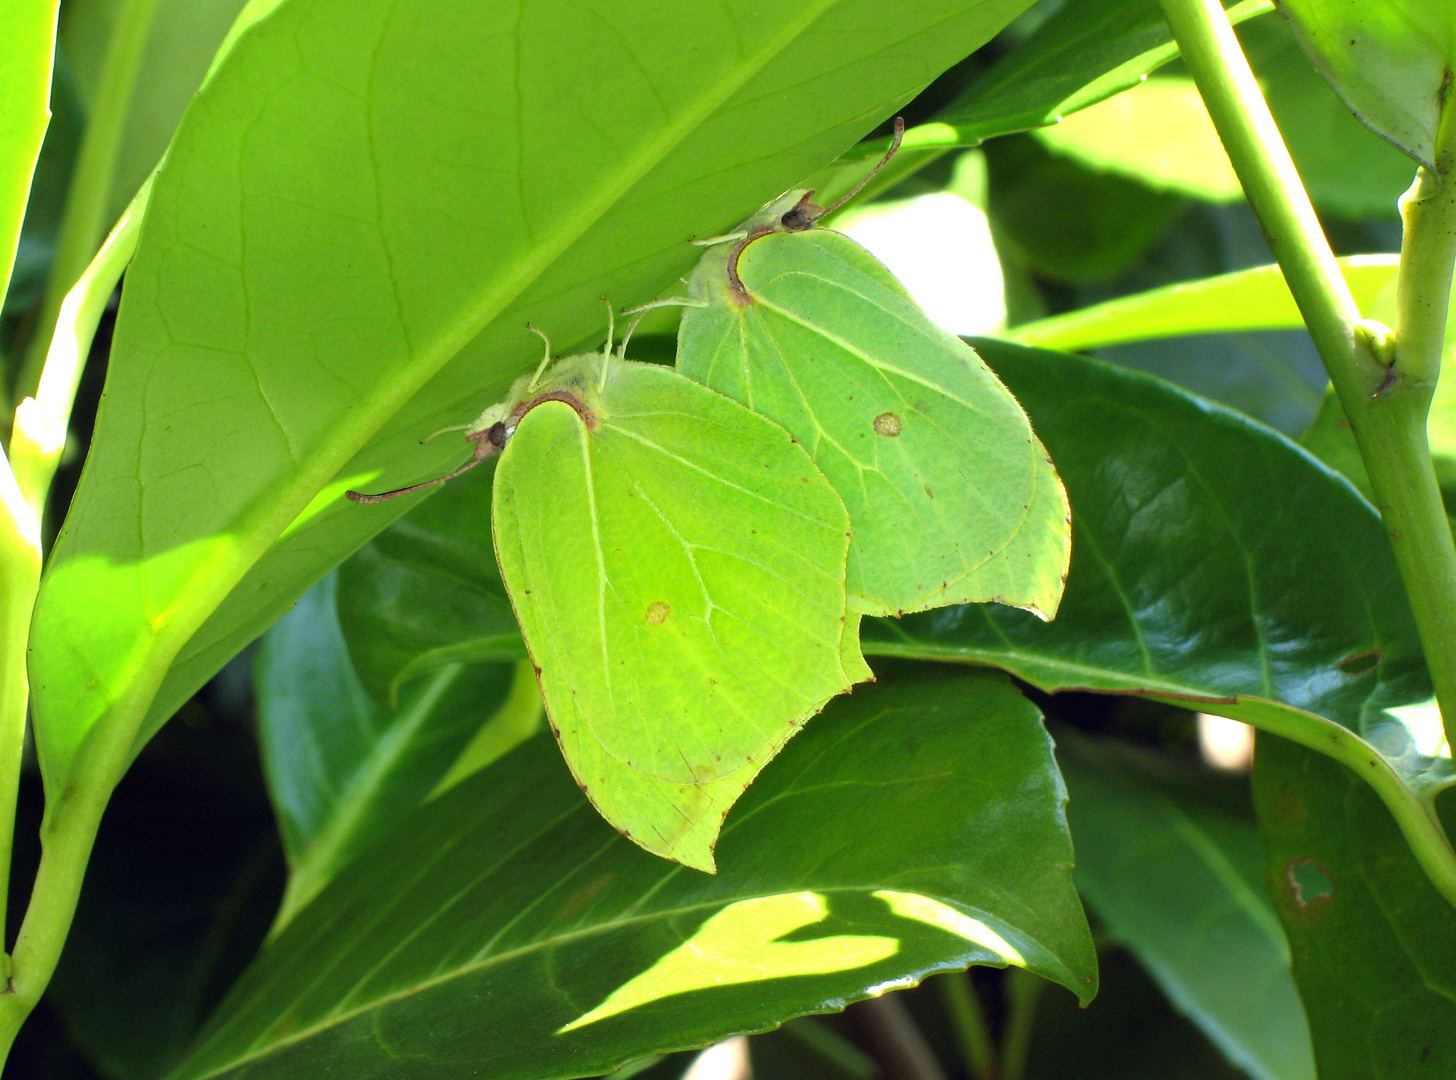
left=645, top=601, right=671, bottom=626
left=874, top=412, right=902, bottom=437
left=1337, top=648, right=1382, bottom=675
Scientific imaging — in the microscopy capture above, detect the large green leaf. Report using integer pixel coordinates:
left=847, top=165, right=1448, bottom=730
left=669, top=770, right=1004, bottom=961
left=29, top=0, right=1039, bottom=796
left=1060, top=739, right=1313, bottom=1080
left=1275, top=0, right=1453, bottom=170
left=1254, top=735, right=1456, bottom=1078
left=0, top=0, right=61, bottom=307
left=255, top=569, right=520, bottom=928
left=167, top=671, right=1096, bottom=1080
left=861, top=343, right=1451, bottom=868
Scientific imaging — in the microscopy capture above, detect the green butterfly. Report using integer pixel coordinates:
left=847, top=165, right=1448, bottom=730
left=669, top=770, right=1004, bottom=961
left=350, top=319, right=868, bottom=872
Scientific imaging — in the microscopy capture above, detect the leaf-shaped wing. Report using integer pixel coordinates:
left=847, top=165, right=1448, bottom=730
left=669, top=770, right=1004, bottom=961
left=680, top=229, right=1069, bottom=618
left=492, top=363, right=861, bottom=870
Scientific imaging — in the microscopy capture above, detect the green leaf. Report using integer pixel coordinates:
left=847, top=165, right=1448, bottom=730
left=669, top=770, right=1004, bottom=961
left=29, top=0, right=1041, bottom=796
left=335, top=458, right=522, bottom=705
left=929, top=0, right=1273, bottom=147
left=1275, top=0, right=1454, bottom=170
left=492, top=353, right=860, bottom=871
left=167, top=671, right=1096, bottom=1080
left=678, top=220, right=1069, bottom=618
left=987, top=135, right=1187, bottom=285
left=1003, top=255, right=1398, bottom=353
left=862, top=341, right=1448, bottom=835
left=58, top=0, right=249, bottom=225
left=255, top=570, right=520, bottom=927
left=1060, top=738, right=1314, bottom=1080
left=1254, top=735, right=1456, bottom=1079
left=1033, top=76, right=1241, bottom=202
left=0, top=0, right=61, bottom=306
left=1237, top=14, right=1420, bottom=218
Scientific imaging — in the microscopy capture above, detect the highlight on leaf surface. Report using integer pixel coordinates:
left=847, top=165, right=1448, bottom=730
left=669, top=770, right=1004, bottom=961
left=676, top=190, right=1071, bottom=620
left=488, top=340, right=867, bottom=872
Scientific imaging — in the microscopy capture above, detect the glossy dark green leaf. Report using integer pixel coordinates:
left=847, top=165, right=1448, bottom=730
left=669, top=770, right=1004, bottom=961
left=1253, top=735, right=1456, bottom=1079
left=334, top=458, right=522, bottom=704
left=255, top=570, right=520, bottom=928
left=168, top=671, right=1096, bottom=1080
left=930, top=0, right=1272, bottom=147
left=31, top=0, right=1040, bottom=797
left=1059, top=739, right=1313, bottom=1080
left=861, top=341, right=1445, bottom=803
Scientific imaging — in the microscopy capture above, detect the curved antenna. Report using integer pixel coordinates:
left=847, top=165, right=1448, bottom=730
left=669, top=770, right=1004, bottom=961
left=525, top=324, right=554, bottom=392
left=346, top=429, right=497, bottom=504
left=616, top=308, right=647, bottom=361
left=820, top=115, right=905, bottom=219
left=421, top=422, right=471, bottom=444
left=621, top=296, right=708, bottom=317
left=599, top=298, right=615, bottom=393
left=690, top=228, right=750, bottom=248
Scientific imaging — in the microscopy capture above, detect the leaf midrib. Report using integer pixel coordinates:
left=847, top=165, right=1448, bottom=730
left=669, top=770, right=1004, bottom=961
left=178, top=882, right=1012, bottom=1079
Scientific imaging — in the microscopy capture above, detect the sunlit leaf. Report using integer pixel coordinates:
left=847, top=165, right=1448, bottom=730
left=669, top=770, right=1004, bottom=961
left=167, top=672, right=1096, bottom=1080
left=1276, top=0, right=1454, bottom=169
left=0, top=0, right=60, bottom=304
left=28, top=0, right=1042, bottom=796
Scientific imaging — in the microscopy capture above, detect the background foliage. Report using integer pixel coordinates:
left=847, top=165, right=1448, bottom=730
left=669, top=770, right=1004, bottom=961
left=1, top=0, right=1452, bottom=1078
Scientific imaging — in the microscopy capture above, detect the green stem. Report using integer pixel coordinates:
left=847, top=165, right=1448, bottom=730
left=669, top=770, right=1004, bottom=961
left=936, top=972, right=998, bottom=1080
left=999, top=969, right=1044, bottom=1080
left=0, top=447, right=40, bottom=963
left=0, top=187, right=145, bottom=1062
left=16, top=0, right=159, bottom=400
left=1156, top=0, right=1456, bottom=752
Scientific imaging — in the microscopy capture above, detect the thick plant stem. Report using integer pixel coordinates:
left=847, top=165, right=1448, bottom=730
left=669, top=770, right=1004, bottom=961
left=1158, top=0, right=1456, bottom=751
left=17, top=0, right=159, bottom=399
left=0, top=190, right=145, bottom=1063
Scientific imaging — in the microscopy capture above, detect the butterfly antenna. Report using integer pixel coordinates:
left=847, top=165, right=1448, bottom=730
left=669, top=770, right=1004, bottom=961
left=621, top=296, right=707, bottom=317
left=616, top=309, right=647, bottom=362
left=525, top=324, right=554, bottom=392
left=821, top=115, right=905, bottom=219
left=600, top=297, right=616, bottom=392
left=421, top=423, right=471, bottom=444
left=690, top=229, right=749, bottom=248
left=346, top=432, right=498, bottom=504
